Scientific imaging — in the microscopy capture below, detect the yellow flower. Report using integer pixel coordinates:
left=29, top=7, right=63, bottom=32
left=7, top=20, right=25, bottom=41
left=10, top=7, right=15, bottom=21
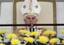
left=61, top=29, right=64, bottom=34
left=11, top=39, right=20, bottom=45
left=24, top=37, right=34, bottom=43
left=38, top=36, right=49, bottom=44
left=43, top=29, right=56, bottom=36
left=7, top=33, right=17, bottom=40
left=50, top=38, right=60, bottom=44
left=30, top=31, right=39, bottom=36
left=0, top=31, right=6, bottom=34
left=0, top=43, right=5, bottom=45
left=19, top=30, right=30, bottom=35
left=0, top=37, right=2, bottom=40
left=50, top=30, right=56, bottom=36
left=62, top=40, right=64, bottom=44
left=43, top=30, right=50, bottom=36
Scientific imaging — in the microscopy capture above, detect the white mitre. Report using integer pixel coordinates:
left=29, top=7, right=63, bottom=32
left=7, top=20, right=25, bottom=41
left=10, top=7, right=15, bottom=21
left=21, top=0, right=41, bottom=16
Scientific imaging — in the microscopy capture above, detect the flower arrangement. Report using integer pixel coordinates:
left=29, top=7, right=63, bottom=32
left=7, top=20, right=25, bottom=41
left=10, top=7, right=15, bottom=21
left=0, top=28, right=64, bottom=45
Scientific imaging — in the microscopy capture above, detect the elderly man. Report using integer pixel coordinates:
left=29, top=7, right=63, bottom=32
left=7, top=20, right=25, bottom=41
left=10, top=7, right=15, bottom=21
left=21, top=0, right=41, bottom=32
left=18, top=0, right=45, bottom=45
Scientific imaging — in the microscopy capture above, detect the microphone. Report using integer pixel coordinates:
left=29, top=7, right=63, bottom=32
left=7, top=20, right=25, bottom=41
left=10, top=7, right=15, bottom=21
left=29, top=24, right=35, bottom=32
left=29, top=27, right=35, bottom=32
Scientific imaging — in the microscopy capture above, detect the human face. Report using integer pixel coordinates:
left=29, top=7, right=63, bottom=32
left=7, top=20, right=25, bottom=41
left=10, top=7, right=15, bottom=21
left=24, top=15, right=38, bottom=24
